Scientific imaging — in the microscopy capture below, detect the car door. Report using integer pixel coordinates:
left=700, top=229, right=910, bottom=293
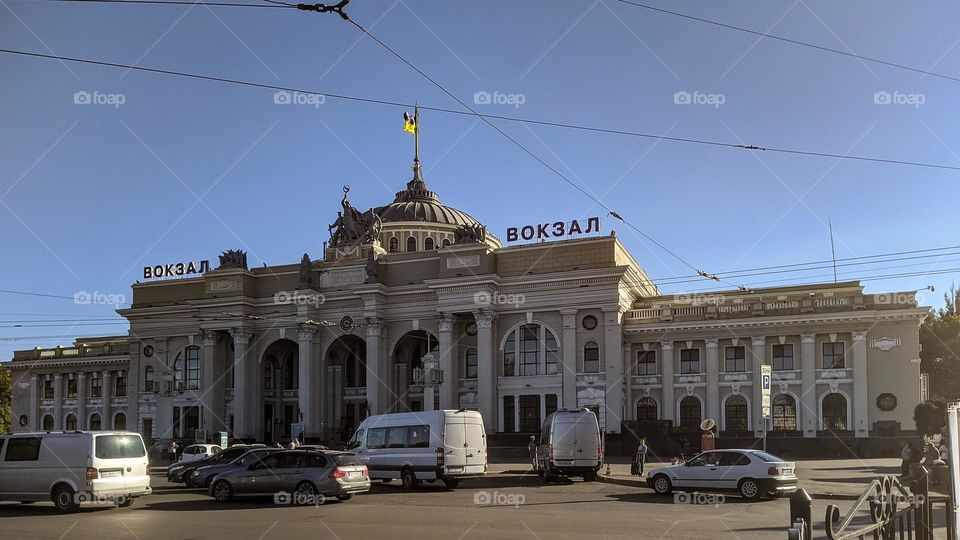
left=677, top=452, right=720, bottom=490
left=236, top=453, right=282, bottom=494
left=715, top=452, right=749, bottom=490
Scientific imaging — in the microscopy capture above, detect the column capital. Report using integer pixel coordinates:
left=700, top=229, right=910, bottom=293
left=752, top=336, right=766, bottom=346
left=201, top=330, right=218, bottom=347
left=704, top=338, right=719, bottom=347
left=77, top=371, right=86, bottom=379
left=229, top=328, right=254, bottom=345
left=297, top=324, right=319, bottom=341
left=54, top=373, right=63, bottom=380
left=559, top=307, right=579, bottom=316
left=852, top=330, right=868, bottom=341
left=30, top=374, right=37, bottom=381
left=365, top=317, right=385, bottom=337
left=437, top=313, right=456, bottom=332
left=800, top=333, right=816, bottom=344
left=660, top=339, right=674, bottom=349
left=474, top=310, right=496, bottom=328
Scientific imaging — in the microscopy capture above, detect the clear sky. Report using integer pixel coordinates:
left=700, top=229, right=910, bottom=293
left=2, top=0, right=959, bottom=359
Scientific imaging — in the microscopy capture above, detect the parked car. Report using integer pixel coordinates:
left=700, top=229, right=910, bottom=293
left=187, top=447, right=282, bottom=488
left=167, top=444, right=263, bottom=483
left=0, top=431, right=152, bottom=512
left=648, top=449, right=798, bottom=500
left=178, top=444, right=223, bottom=463
left=347, top=409, right=487, bottom=489
left=536, top=409, right=602, bottom=482
left=208, top=449, right=370, bottom=503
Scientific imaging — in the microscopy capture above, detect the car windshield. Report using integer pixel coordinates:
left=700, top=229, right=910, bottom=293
left=332, top=454, right=362, bottom=467
left=752, top=451, right=784, bottom=463
left=95, top=434, right=146, bottom=459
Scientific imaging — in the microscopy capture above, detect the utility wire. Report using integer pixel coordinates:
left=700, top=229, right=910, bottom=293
left=2, top=47, right=959, bottom=175
left=612, top=0, right=960, bottom=84
left=23, top=0, right=293, bottom=8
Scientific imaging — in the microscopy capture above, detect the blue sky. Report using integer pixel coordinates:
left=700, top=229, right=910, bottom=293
left=1, top=0, right=959, bottom=359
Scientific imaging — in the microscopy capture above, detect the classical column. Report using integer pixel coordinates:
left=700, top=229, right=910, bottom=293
left=623, top=342, right=633, bottom=420
left=602, top=306, right=623, bottom=434
left=705, top=338, right=719, bottom=423
left=661, top=340, right=675, bottom=423
left=201, top=331, right=224, bottom=434
left=560, top=308, right=578, bottom=409
left=475, top=310, right=497, bottom=434
left=297, top=324, right=318, bottom=438
left=29, top=375, right=38, bottom=431
left=800, top=333, right=817, bottom=438
left=437, top=313, right=457, bottom=410
left=229, top=329, right=254, bottom=440
left=77, top=372, right=87, bottom=429
left=852, top=330, right=869, bottom=438
left=365, top=318, right=385, bottom=415
left=751, top=337, right=766, bottom=437
left=101, top=370, right=112, bottom=430
left=53, top=374, right=63, bottom=430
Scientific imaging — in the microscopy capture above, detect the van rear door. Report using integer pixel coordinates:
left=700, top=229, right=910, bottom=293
left=573, top=415, right=601, bottom=467
left=443, top=412, right=486, bottom=476
left=93, top=433, right=149, bottom=494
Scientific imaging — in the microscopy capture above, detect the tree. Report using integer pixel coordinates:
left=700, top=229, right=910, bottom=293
left=0, top=366, right=10, bottom=433
left=920, top=284, right=960, bottom=400
left=914, top=400, right=946, bottom=436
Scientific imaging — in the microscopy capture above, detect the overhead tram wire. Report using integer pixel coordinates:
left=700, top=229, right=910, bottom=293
left=1, top=47, right=959, bottom=174
left=611, top=0, right=960, bottom=84
left=24, top=0, right=294, bottom=8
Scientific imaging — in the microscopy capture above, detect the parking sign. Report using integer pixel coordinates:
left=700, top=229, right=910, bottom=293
left=761, top=365, right=772, bottom=418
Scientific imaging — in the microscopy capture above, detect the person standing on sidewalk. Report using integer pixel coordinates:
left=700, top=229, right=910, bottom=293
left=168, top=440, right=179, bottom=464
left=635, top=438, right=649, bottom=476
left=528, top=436, right=538, bottom=472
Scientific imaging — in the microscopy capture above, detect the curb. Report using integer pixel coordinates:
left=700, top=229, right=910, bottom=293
left=598, top=475, right=865, bottom=501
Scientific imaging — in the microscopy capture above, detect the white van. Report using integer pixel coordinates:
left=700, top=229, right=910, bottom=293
left=347, top=409, right=486, bottom=489
left=536, top=409, right=602, bottom=482
left=0, top=431, right=152, bottom=512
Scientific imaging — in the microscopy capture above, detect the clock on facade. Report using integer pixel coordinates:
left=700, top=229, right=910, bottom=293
left=582, top=315, right=598, bottom=330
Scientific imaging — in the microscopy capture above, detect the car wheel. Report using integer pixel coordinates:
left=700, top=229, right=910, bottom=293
left=212, top=480, right=233, bottom=502
left=583, top=471, right=598, bottom=482
left=336, top=494, right=352, bottom=501
left=116, top=496, right=134, bottom=508
left=52, top=484, right=79, bottom=513
left=295, top=481, right=319, bottom=505
left=401, top=468, right=417, bottom=490
left=738, top=479, right=761, bottom=500
left=651, top=475, right=673, bottom=495
left=442, top=478, right=460, bottom=489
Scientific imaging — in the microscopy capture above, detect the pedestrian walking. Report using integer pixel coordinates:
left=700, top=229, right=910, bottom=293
left=528, top=436, right=538, bottom=472
left=633, top=437, right=648, bottom=476
left=900, top=442, right=913, bottom=477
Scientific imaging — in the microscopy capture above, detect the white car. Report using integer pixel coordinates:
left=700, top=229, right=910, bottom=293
left=178, top=444, right=222, bottom=463
left=648, top=449, right=797, bottom=500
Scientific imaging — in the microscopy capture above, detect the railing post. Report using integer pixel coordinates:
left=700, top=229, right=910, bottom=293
left=913, top=466, right=932, bottom=540
left=791, top=488, right=813, bottom=539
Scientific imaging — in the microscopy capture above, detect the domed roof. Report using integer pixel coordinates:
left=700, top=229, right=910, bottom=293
left=375, top=178, right=480, bottom=227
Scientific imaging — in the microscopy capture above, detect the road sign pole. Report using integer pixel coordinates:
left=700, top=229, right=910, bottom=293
left=760, top=365, right=772, bottom=453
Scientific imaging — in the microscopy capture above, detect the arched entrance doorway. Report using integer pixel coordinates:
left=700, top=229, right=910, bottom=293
left=391, top=330, right=438, bottom=412
left=261, top=339, right=299, bottom=443
left=325, top=335, right=367, bottom=442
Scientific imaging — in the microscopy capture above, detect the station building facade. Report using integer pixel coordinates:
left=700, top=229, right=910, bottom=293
left=7, top=173, right=928, bottom=446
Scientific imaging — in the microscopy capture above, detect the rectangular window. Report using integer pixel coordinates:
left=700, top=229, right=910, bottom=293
left=545, top=334, right=558, bottom=375
left=90, top=373, right=102, bottom=398
left=519, top=395, right=541, bottom=433
left=583, top=344, right=600, bottom=373
left=66, top=377, right=78, bottom=398
left=680, top=348, right=700, bottom=374
left=465, top=349, right=478, bottom=379
left=503, top=396, right=516, bottom=433
left=385, top=427, right=407, bottom=448
left=772, top=344, right=794, bottom=371
left=43, top=379, right=54, bottom=400
left=822, top=342, right=845, bottom=369
left=635, top=351, right=656, bottom=376
left=407, top=425, right=430, bottom=448
left=366, top=427, right=386, bottom=449
left=724, top=346, right=746, bottom=372
left=545, top=394, right=558, bottom=418
left=186, top=347, right=201, bottom=390
left=4, top=437, right=42, bottom=461
left=114, top=372, right=127, bottom=397
left=503, top=339, right=515, bottom=377
left=94, top=434, right=145, bottom=459
left=520, top=326, right=539, bottom=376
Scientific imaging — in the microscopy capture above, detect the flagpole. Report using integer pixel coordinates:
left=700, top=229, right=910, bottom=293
left=413, top=104, right=421, bottom=179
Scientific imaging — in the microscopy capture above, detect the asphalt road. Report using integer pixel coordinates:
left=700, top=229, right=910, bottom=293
left=0, top=472, right=793, bottom=540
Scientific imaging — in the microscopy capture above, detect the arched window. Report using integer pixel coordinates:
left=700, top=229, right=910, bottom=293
left=583, top=341, right=600, bottom=373
left=263, top=361, right=274, bottom=390
left=173, top=358, right=183, bottom=391
left=42, top=415, right=54, bottom=431
left=424, top=237, right=435, bottom=250
left=184, top=346, right=200, bottom=390
left=724, top=395, right=748, bottom=431
left=389, top=237, right=399, bottom=253
left=406, top=236, right=417, bottom=252
left=822, top=393, right=848, bottom=431
left=442, top=238, right=450, bottom=247
left=144, top=366, right=155, bottom=392
left=464, top=348, right=478, bottom=379
left=502, top=323, right=559, bottom=377
left=679, top=396, right=702, bottom=428
left=772, top=394, right=797, bottom=431
left=89, top=413, right=101, bottom=431
left=636, top=397, right=658, bottom=421
left=65, top=414, right=77, bottom=431
left=114, top=412, right=127, bottom=431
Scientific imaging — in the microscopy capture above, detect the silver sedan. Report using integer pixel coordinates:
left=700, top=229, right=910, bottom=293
left=208, top=450, right=370, bottom=504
